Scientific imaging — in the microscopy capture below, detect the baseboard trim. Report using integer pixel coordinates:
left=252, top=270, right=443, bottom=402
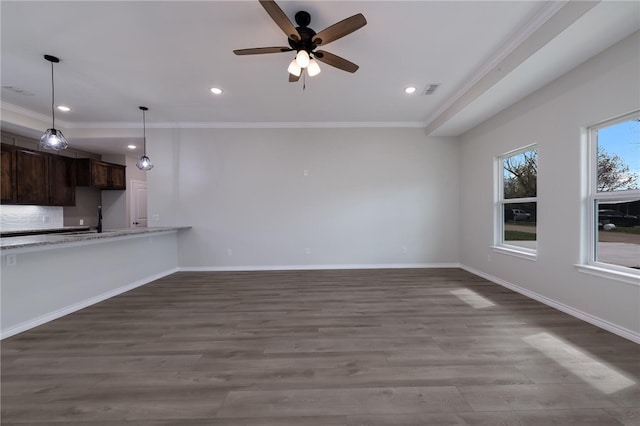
left=0, top=267, right=179, bottom=340
left=460, top=264, right=640, bottom=344
left=178, top=263, right=461, bottom=272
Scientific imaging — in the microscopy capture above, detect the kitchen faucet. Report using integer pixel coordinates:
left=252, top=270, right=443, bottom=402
left=96, top=205, right=103, bottom=233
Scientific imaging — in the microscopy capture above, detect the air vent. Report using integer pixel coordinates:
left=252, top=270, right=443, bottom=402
left=423, top=84, right=440, bottom=95
left=1, top=85, right=34, bottom=96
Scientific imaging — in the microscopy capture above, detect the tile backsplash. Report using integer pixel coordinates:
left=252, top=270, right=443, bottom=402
left=0, top=205, right=64, bottom=231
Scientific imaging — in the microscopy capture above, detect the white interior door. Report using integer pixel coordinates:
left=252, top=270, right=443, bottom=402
left=130, top=180, right=147, bottom=227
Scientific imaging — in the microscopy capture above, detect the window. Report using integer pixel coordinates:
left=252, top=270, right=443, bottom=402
left=495, top=145, right=537, bottom=257
left=587, top=112, right=640, bottom=274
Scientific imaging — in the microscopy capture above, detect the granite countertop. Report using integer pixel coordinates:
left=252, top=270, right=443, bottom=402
left=0, top=226, right=91, bottom=238
left=1, top=227, right=190, bottom=251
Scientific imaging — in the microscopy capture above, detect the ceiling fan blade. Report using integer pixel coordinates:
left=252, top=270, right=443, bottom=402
left=289, top=73, right=300, bottom=83
left=314, top=50, right=359, bottom=73
left=233, top=47, right=292, bottom=55
left=312, top=13, right=367, bottom=46
left=259, top=0, right=300, bottom=41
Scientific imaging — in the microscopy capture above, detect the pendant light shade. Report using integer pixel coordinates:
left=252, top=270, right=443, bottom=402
left=136, top=106, right=153, bottom=171
left=136, top=155, right=153, bottom=170
left=40, top=55, right=69, bottom=151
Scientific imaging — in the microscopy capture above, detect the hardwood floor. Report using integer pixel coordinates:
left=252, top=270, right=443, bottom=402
left=2, top=268, right=639, bottom=425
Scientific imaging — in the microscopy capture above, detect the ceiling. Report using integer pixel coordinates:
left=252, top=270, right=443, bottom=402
left=1, top=1, right=639, bottom=156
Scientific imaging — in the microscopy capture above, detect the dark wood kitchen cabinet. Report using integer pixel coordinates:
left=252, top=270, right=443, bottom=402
left=1, top=145, right=17, bottom=203
left=76, top=158, right=126, bottom=190
left=1, top=143, right=77, bottom=206
left=15, top=148, right=49, bottom=205
left=48, top=154, right=76, bottom=206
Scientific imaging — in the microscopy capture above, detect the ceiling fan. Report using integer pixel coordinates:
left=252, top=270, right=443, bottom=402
left=234, top=0, right=367, bottom=83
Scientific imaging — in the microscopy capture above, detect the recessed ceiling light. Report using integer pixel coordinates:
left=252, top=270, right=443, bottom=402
left=127, top=145, right=137, bottom=150
left=404, top=86, right=417, bottom=94
left=210, top=87, right=223, bottom=95
left=57, top=105, right=70, bottom=112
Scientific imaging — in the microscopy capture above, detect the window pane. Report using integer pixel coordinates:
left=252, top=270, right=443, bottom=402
left=504, top=202, right=536, bottom=249
left=596, top=199, right=640, bottom=269
left=596, top=117, right=640, bottom=192
left=503, top=148, right=537, bottom=199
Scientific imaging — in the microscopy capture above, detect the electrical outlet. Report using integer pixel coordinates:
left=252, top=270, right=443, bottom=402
left=79, top=219, right=84, bottom=225
left=6, top=254, right=17, bottom=266
left=303, top=169, right=309, bottom=177
left=402, top=246, right=408, bottom=254
left=226, top=248, right=233, bottom=256
left=304, top=248, right=311, bottom=255
left=152, top=214, right=160, bottom=221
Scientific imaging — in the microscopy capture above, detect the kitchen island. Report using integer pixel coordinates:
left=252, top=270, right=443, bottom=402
left=1, top=227, right=190, bottom=338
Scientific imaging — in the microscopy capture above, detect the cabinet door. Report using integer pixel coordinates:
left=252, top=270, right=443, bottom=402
left=109, top=165, right=126, bottom=189
left=1, top=147, right=16, bottom=203
left=49, top=155, right=76, bottom=206
left=15, top=149, right=49, bottom=204
left=92, top=161, right=110, bottom=188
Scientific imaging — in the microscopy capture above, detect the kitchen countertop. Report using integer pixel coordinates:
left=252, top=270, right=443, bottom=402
left=0, top=227, right=190, bottom=251
left=0, top=226, right=91, bottom=238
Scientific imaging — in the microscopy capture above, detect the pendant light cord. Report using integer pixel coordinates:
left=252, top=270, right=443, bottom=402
left=50, top=61, right=56, bottom=128
left=142, top=109, right=146, bottom=156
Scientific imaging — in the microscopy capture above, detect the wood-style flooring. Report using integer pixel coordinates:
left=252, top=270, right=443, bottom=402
left=2, top=268, right=639, bottom=425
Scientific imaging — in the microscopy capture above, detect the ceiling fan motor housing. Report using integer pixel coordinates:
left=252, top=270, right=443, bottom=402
left=288, top=11, right=317, bottom=54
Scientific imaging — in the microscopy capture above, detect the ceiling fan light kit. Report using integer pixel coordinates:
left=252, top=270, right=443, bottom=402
left=40, top=54, right=69, bottom=151
left=287, top=59, right=302, bottom=77
left=295, top=49, right=310, bottom=68
left=307, top=59, right=321, bottom=77
left=234, top=0, right=366, bottom=83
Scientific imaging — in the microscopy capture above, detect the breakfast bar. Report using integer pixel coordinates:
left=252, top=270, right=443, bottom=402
left=1, top=227, right=189, bottom=338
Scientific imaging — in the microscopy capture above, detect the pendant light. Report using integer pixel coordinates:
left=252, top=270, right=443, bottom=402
left=136, top=106, right=153, bottom=170
left=40, top=55, right=69, bottom=150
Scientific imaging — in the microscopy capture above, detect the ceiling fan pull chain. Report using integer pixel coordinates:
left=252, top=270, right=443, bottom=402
left=303, top=69, right=306, bottom=91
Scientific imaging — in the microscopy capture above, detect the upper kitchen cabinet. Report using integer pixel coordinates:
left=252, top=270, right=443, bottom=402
left=15, top=147, right=50, bottom=205
left=1, top=144, right=17, bottom=203
left=1, top=142, right=77, bottom=206
left=76, top=159, right=126, bottom=190
left=49, top=154, right=76, bottom=206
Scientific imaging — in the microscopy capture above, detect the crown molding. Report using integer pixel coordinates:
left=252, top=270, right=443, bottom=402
left=424, top=1, right=568, bottom=128
left=1, top=102, right=70, bottom=127
left=2, top=102, right=426, bottom=130
left=61, top=121, right=428, bottom=130
left=424, top=0, right=597, bottom=134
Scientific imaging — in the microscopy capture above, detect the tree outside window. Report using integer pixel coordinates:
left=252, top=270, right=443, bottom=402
left=498, top=146, right=537, bottom=253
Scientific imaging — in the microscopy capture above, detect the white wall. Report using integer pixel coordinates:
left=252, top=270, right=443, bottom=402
left=147, top=127, right=460, bottom=269
left=459, top=32, right=640, bottom=337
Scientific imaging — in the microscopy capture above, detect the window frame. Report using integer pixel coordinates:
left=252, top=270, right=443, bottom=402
left=582, top=111, right=640, bottom=282
left=493, top=144, right=538, bottom=260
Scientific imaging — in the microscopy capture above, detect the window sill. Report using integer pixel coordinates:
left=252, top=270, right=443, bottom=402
left=491, top=245, right=537, bottom=261
left=575, top=264, right=640, bottom=286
